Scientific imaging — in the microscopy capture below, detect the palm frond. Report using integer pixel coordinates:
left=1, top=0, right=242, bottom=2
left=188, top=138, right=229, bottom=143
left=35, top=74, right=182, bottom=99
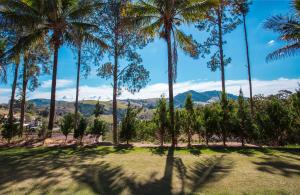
left=174, top=29, right=199, bottom=57
left=266, top=42, right=300, bottom=62
left=180, top=0, right=218, bottom=22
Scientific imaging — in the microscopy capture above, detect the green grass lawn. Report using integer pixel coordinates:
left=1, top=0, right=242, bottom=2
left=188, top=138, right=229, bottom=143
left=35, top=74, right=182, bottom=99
left=0, top=146, right=299, bottom=195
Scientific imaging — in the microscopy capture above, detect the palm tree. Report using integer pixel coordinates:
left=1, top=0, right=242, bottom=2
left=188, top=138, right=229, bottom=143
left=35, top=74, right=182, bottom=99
left=0, top=0, right=101, bottom=134
left=128, top=0, right=216, bottom=146
left=264, top=0, right=300, bottom=62
left=19, top=40, right=50, bottom=136
left=8, top=56, right=20, bottom=125
left=234, top=0, right=254, bottom=114
left=66, top=26, right=107, bottom=130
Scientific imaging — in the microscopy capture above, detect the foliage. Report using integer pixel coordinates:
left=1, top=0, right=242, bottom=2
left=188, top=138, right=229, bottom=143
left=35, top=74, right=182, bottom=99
left=203, top=103, right=221, bottom=143
left=236, top=89, right=254, bottom=146
left=89, top=118, right=108, bottom=142
left=264, top=1, right=300, bottom=62
left=197, top=0, right=241, bottom=72
left=154, top=96, right=168, bottom=146
left=60, top=113, right=75, bottom=141
left=74, top=117, right=88, bottom=141
left=1, top=121, right=19, bottom=143
left=183, top=94, right=195, bottom=147
left=120, top=102, right=141, bottom=144
left=135, top=120, right=157, bottom=142
left=94, top=100, right=104, bottom=118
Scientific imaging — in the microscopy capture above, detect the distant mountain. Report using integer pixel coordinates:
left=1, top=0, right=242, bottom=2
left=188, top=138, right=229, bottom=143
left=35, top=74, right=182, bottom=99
left=174, top=90, right=238, bottom=107
left=27, top=90, right=238, bottom=119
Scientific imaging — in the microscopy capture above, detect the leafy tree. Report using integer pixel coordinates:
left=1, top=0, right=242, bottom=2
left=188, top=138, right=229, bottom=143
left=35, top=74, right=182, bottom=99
left=60, top=113, right=75, bottom=143
left=0, top=0, right=101, bottom=133
left=184, top=94, right=195, bottom=147
left=266, top=98, right=292, bottom=146
left=233, top=0, right=254, bottom=114
left=203, top=104, right=221, bottom=146
left=135, top=120, right=157, bottom=142
left=237, top=89, right=253, bottom=146
left=1, top=120, right=19, bottom=144
left=129, top=0, right=216, bottom=146
left=154, top=96, right=168, bottom=146
left=174, top=109, right=182, bottom=145
left=89, top=118, right=108, bottom=143
left=74, top=116, right=88, bottom=143
left=219, top=92, right=235, bottom=146
left=96, top=0, right=150, bottom=145
left=264, top=0, right=300, bottom=62
left=94, top=100, right=104, bottom=118
left=194, top=107, right=206, bottom=144
left=120, top=102, right=141, bottom=144
left=197, top=0, right=241, bottom=93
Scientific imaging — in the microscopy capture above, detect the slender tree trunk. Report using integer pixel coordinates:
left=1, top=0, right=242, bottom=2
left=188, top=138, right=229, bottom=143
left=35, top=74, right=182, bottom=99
left=205, top=131, right=209, bottom=146
left=74, top=44, right=82, bottom=130
left=160, top=129, right=164, bottom=147
left=48, top=41, right=60, bottom=135
left=166, top=30, right=175, bottom=147
left=20, top=56, right=28, bottom=137
left=187, top=131, right=191, bottom=148
left=222, top=130, right=226, bottom=146
left=217, top=5, right=225, bottom=94
left=8, top=62, right=19, bottom=125
left=113, top=49, right=118, bottom=145
left=241, top=136, right=245, bottom=147
left=243, top=14, right=254, bottom=115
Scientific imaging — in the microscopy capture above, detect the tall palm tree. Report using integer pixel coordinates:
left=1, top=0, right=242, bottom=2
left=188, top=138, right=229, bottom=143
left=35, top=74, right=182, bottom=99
left=234, top=0, right=254, bottom=114
left=0, top=0, right=101, bottom=134
left=19, top=40, right=50, bottom=136
left=128, top=0, right=216, bottom=146
left=66, top=26, right=107, bottom=130
left=8, top=56, right=20, bottom=125
left=264, top=0, right=300, bottom=62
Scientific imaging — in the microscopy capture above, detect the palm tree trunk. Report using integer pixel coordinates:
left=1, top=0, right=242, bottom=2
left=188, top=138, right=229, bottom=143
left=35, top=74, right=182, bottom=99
left=217, top=5, right=225, bottom=94
left=20, top=57, right=28, bottom=137
left=113, top=48, right=118, bottom=145
left=74, top=45, right=82, bottom=130
left=243, top=14, right=254, bottom=115
left=8, top=62, right=19, bottom=125
left=166, top=30, right=175, bottom=147
left=48, top=41, right=60, bottom=135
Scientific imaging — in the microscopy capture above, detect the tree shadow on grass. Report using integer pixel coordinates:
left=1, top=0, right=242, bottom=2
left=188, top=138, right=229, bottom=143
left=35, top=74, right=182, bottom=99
left=253, top=157, right=300, bottom=177
left=72, top=148, right=233, bottom=195
left=187, top=155, right=233, bottom=194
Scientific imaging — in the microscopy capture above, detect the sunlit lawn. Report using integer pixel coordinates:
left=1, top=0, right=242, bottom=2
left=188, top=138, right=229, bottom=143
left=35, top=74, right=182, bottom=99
left=0, top=146, right=299, bottom=195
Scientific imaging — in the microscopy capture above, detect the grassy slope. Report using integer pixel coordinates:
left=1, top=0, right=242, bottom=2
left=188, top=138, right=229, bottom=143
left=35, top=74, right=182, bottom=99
left=0, top=146, right=299, bottom=195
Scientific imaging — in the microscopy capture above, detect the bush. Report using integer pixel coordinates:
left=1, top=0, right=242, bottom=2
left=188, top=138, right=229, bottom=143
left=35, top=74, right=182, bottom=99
left=74, top=117, right=88, bottom=142
left=89, top=118, right=108, bottom=143
left=1, top=122, right=19, bottom=143
left=60, top=113, right=75, bottom=142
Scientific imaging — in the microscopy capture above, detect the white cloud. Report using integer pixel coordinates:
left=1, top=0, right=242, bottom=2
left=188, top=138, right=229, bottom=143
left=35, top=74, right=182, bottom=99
left=0, top=78, right=299, bottom=103
left=41, top=79, right=73, bottom=89
left=22, top=78, right=300, bottom=103
left=267, top=40, right=275, bottom=46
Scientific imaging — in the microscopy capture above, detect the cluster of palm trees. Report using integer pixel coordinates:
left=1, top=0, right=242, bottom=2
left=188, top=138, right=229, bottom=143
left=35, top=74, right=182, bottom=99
left=0, top=0, right=299, bottom=145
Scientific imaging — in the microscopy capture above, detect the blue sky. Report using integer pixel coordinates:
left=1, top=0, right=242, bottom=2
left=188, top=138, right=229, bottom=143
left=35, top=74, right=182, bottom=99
left=1, top=0, right=300, bottom=103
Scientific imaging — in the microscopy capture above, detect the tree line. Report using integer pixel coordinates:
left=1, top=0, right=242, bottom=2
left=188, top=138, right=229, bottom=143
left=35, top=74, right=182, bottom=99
left=0, top=0, right=299, bottom=146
